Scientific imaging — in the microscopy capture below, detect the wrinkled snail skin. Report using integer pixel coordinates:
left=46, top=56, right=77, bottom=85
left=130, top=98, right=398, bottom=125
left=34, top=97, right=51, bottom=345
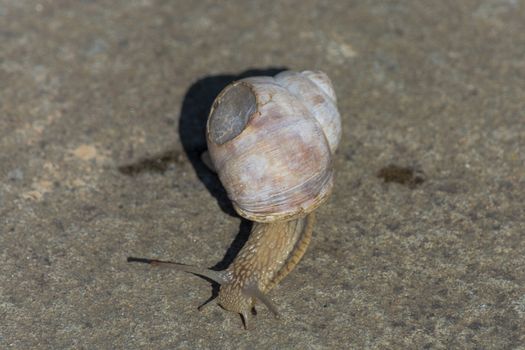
left=145, top=70, right=340, bottom=329
left=217, top=213, right=316, bottom=327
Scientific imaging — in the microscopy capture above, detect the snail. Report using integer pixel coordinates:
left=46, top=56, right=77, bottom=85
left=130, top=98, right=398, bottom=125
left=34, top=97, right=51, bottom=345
left=138, top=70, right=341, bottom=329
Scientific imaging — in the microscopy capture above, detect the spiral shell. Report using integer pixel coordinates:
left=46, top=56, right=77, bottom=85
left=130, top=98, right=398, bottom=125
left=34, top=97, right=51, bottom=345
left=206, top=70, right=341, bottom=223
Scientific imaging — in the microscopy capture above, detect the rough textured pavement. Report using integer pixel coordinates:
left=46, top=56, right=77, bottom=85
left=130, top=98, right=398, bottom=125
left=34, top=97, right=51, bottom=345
left=1, top=1, right=524, bottom=349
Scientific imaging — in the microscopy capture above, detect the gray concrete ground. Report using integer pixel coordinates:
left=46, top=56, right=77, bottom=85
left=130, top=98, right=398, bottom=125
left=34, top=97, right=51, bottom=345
left=1, top=0, right=524, bottom=348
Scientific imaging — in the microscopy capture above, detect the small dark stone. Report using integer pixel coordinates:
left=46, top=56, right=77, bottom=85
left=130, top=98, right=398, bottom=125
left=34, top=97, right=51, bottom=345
left=7, top=168, right=24, bottom=181
left=468, top=321, right=483, bottom=330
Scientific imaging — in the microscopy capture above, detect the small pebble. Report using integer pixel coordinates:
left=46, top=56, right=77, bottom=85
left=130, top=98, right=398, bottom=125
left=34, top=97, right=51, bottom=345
left=7, top=168, right=24, bottom=181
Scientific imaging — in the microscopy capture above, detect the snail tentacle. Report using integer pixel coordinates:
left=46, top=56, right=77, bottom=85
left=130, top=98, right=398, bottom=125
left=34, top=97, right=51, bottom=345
left=243, top=284, right=280, bottom=318
left=139, top=259, right=231, bottom=285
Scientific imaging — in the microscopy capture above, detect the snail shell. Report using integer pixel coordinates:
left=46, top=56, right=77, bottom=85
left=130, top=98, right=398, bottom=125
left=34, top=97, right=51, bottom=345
left=206, top=70, right=341, bottom=223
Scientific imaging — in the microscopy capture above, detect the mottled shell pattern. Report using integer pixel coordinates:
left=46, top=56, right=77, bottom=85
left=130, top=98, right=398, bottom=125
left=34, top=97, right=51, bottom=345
left=206, top=70, right=341, bottom=223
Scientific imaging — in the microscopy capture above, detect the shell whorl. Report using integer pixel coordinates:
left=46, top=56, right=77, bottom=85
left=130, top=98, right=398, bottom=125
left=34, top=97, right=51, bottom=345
left=206, top=70, right=341, bottom=223
left=275, top=71, right=341, bottom=154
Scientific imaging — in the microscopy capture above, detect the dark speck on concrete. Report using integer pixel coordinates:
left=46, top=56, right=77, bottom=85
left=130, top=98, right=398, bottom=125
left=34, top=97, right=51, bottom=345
left=377, top=164, right=425, bottom=188
left=118, top=150, right=186, bottom=175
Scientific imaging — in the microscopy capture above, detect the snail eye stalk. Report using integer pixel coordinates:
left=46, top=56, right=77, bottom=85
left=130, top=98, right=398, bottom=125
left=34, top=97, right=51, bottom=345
left=127, top=257, right=230, bottom=284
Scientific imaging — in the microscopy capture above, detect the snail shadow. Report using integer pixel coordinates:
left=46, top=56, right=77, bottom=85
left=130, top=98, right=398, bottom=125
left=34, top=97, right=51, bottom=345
left=124, top=68, right=287, bottom=299
left=177, top=67, right=288, bottom=270
left=177, top=67, right=288, bottom=218
left=119, top=67, right=288, bottom=219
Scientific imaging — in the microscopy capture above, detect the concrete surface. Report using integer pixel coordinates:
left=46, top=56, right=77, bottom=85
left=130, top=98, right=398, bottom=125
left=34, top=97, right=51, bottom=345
left=1, top=0, right=524, bottom=348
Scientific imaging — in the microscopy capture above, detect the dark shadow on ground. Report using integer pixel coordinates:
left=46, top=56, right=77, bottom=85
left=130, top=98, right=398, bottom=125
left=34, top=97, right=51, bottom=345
left=179, top=67, right=287, bottom=271
left=177, top=67, right=288, bottom=217
left=125, top=68, right=287, bottom=295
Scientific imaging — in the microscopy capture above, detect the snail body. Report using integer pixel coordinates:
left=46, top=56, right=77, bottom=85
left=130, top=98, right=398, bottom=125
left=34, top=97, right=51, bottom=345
left=216, top=213, right=316, bottom=324
left=144, top=70, right=341, bottom=328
